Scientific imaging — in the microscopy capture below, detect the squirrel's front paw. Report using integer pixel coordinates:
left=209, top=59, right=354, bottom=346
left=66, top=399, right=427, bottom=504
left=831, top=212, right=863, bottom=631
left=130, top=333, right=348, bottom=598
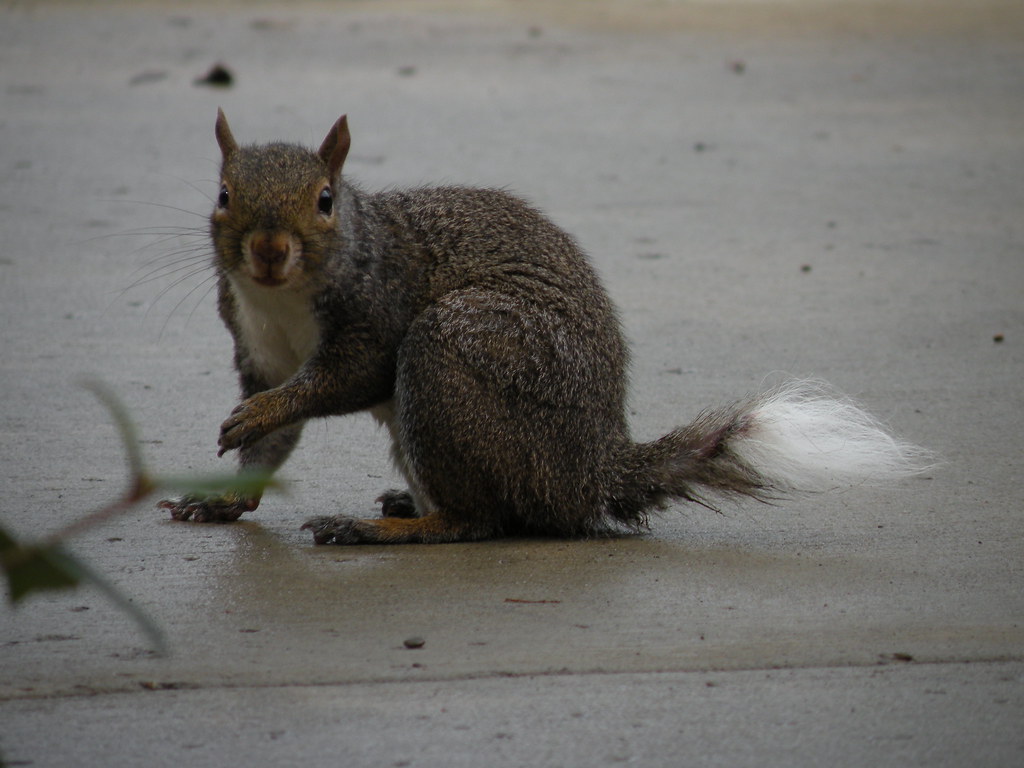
left=218, top=392, right=283, bottom=456
left=159, top=493, right=258, bottom=523
left=377, top=489, right=420, bottom=518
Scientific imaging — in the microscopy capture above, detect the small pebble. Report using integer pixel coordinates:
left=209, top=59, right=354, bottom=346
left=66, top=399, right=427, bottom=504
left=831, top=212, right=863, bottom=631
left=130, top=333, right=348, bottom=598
left=993, top=333, right=1004, bottom=343
left=403, top=636, right=425, bottom=649
left=195, top=63, right=234, bottom=88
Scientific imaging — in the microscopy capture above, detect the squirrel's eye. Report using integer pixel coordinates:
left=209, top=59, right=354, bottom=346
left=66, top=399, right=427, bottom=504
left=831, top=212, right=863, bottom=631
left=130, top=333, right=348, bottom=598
left=318, top=186, right=333, bottom=216
left=217, top=184, right=230, bottom=209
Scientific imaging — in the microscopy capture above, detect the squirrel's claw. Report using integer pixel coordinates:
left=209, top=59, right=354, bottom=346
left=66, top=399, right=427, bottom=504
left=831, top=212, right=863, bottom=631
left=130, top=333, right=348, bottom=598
left=160, top=493, right=256, bottom=523
left=218, top=401, right=263, bottom=455
left=218, top=391, right=290, bottom=456
left=217, top=408, right=251, bottom=455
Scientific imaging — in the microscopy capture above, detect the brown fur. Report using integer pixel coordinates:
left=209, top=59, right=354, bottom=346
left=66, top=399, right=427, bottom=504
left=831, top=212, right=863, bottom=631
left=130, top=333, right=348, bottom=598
left=158, top=113, right=875, bottom=543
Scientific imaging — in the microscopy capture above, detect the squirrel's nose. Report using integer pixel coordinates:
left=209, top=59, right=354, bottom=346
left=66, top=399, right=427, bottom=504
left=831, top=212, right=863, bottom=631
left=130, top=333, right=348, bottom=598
left=249, top=231, right=292, bottom=267
left=246, top=230, right=298, bottom=286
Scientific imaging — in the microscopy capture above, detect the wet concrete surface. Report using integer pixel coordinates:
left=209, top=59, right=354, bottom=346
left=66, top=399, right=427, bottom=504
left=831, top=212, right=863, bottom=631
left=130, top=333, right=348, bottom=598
left=1, top=2, right=1023, bottom=766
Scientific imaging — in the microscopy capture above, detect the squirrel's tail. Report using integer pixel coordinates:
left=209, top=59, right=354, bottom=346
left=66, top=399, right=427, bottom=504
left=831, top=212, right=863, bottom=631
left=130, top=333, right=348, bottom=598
left=609, top=379, right=934, bottom=522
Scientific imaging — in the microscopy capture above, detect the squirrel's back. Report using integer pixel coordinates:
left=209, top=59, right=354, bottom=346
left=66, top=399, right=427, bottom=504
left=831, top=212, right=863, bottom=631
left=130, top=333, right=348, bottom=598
left=373, top=186, right=609, bottom=305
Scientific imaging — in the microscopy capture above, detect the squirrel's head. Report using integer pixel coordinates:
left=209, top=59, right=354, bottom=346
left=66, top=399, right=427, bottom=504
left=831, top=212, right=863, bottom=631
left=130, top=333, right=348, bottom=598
left=211, top=110, right=351, bottom=289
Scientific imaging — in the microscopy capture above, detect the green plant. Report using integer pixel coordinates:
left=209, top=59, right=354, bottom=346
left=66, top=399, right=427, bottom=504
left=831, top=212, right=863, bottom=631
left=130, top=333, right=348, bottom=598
left=0, top=380, right=276, bottom=655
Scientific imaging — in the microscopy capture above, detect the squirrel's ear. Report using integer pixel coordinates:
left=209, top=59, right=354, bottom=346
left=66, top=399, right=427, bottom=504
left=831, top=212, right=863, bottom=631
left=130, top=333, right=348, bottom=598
left=215, top=108, right=238, bottom=159
left=318, top=115, right=351, bottom=180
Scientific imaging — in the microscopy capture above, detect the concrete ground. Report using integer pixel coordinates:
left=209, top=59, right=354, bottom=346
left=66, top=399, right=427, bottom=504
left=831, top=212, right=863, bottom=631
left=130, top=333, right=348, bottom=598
left=1, top=1, right=1022, bottom=765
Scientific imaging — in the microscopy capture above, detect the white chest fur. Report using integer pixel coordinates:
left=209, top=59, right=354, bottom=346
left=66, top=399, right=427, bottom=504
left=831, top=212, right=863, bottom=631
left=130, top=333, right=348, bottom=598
left=228, top=276, right=320, bottom=387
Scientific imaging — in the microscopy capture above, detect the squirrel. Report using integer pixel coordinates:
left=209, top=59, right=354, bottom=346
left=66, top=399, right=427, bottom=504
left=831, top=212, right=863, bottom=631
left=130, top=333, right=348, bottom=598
left=159, top=110, right=932, bottom=544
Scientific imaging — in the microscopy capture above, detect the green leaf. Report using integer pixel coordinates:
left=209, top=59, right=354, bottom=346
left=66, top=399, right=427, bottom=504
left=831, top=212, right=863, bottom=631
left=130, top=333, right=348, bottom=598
left=153, top=469, right=281, bottom=498
left=1, top=527, right=81, bottom=603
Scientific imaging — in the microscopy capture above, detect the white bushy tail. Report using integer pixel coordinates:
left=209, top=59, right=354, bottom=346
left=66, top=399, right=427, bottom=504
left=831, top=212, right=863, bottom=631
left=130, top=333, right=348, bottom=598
left=613, top=379, right=935, bottom=521
left=731, top=380, right=935, bottom=492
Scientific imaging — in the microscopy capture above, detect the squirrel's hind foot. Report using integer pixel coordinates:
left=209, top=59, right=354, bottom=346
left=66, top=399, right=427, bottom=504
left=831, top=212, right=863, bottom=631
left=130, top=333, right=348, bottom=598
left=159, top=493, right=257, bottom=523
left=302, top=512, right=486, bottom=545
left=302, top=515, right=368, bottom=544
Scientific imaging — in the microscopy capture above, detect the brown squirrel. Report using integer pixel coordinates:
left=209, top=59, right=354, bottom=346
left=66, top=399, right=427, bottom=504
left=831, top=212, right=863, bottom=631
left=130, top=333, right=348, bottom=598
left=159, top=110, right=931, bottom=544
